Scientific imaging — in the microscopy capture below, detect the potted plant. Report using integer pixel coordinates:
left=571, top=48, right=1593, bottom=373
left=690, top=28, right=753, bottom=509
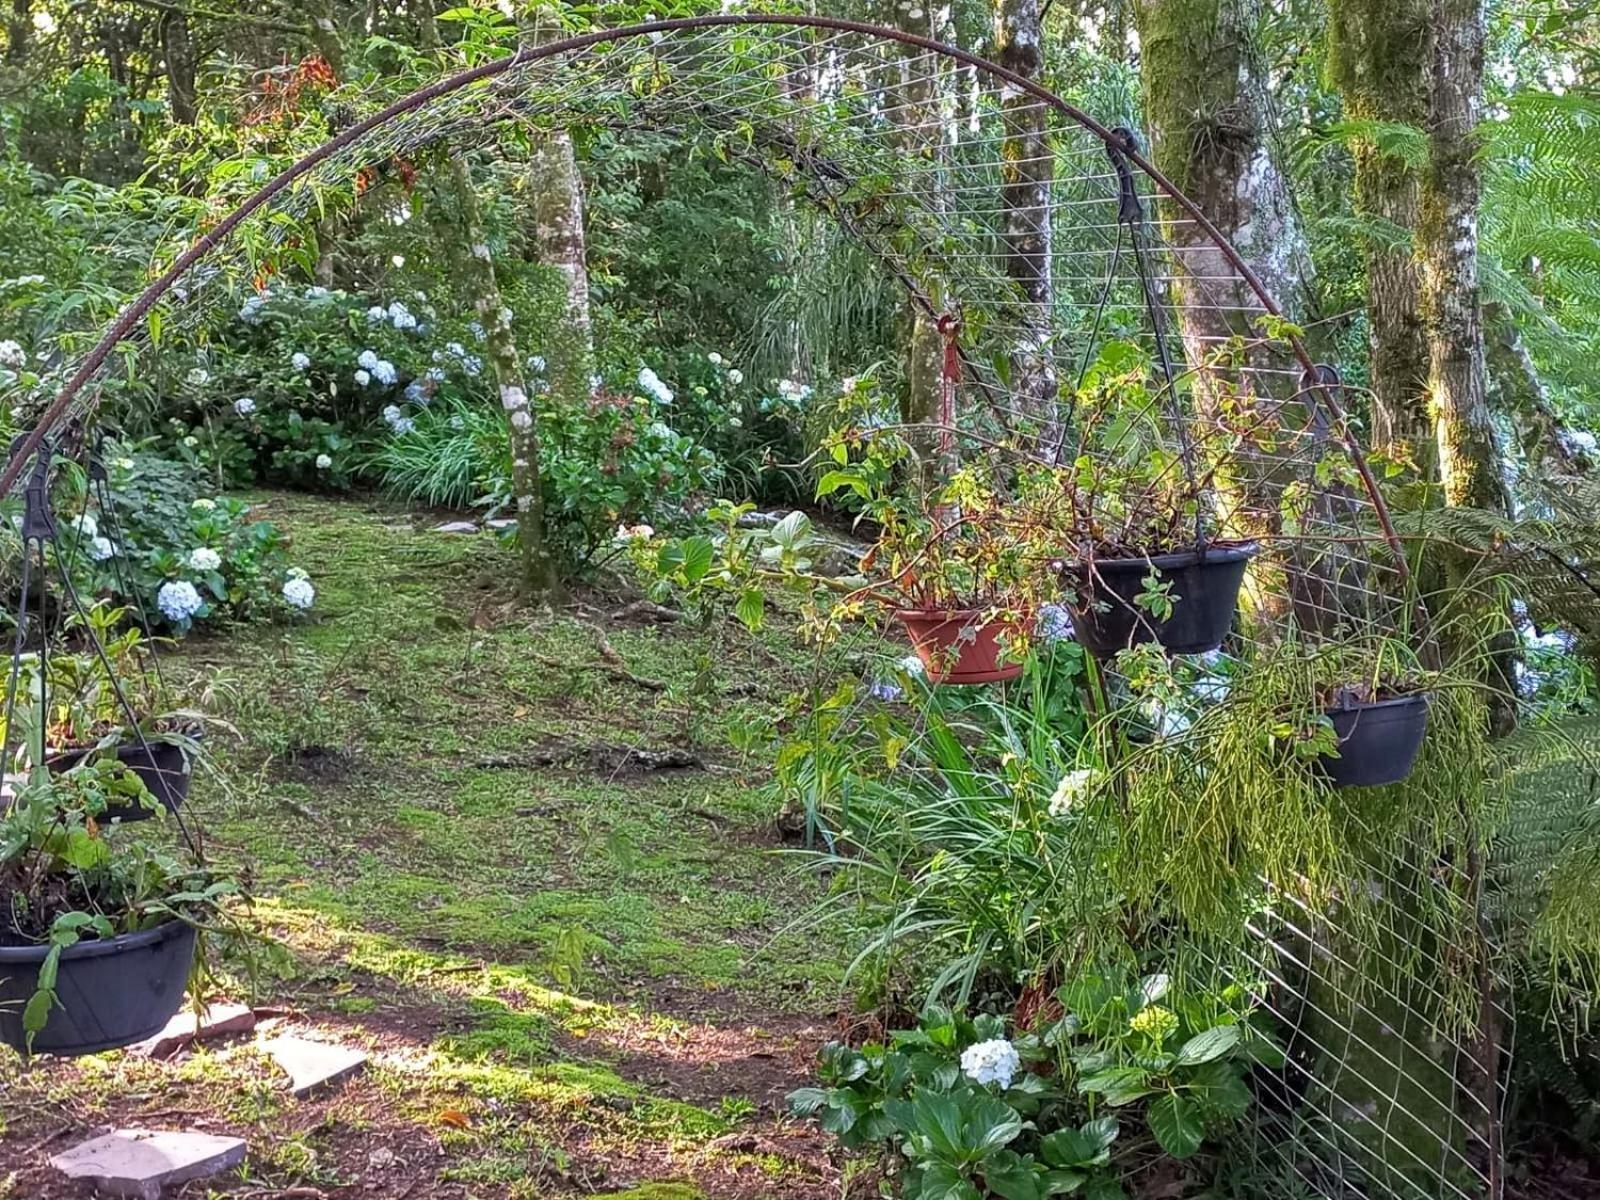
left=10, top=603, right=208, bottom=821
left=824, top=463, right=1043, bottom=686
left=1310, top=643, right=1431, bottom=788
left=1036, top=344, right=1258, bottom=659
left=0, top=756, right=239, bottom=1055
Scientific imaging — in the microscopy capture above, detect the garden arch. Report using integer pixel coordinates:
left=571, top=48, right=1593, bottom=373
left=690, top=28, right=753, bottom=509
left=2, top=15, right=1496, bottom=1200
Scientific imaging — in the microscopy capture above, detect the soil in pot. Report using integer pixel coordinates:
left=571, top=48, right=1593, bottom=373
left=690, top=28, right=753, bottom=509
left=1318, top=692, right=1431, bottom=788
left=0, top=920, right=196, bottom=1055
left=1068, top=542, right=1257, bottom=658
left=895, top=609, right=1023, bottom=684
left=47, top=733, right=196, bottom=822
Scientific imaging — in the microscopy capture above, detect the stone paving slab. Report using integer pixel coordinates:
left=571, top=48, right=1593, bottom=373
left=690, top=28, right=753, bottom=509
left=132, top=1002, right=257, bottom=1060
left=50, top=1128, right=246, bottom=1199
left=262, top=1032, right=368, bottom=1097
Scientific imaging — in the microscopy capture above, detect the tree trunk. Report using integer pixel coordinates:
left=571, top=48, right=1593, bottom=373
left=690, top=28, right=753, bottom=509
left=4, top=0, right=30, bottom=67
left=449, top=156, right=561, bottom=598
left=1328, top=0, right=1432, bottom=471
left=161, top=9, right=197, bottom=125
left=1133, top=0, right=1315, bottom=622
left=995, top=0, right=1060, bottom=457
left=1486, top=307, right=1590, bottom=481
left=1420, top=0, right=1503, bottom=515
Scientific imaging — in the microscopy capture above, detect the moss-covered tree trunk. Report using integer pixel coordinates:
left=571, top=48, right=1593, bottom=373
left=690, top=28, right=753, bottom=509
left=1328, top=0, right=1432, bottom=471
left=996, top=0, right=1060, bottom=458
left=449, top=155, right=560, bottom=598
left=1132, top=0, right=1312, bottom=621
left=1420, top=0, right=1502, bottom=516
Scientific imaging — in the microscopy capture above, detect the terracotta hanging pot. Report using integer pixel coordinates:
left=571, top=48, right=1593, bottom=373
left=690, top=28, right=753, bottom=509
left=1067, top=542, right=1257, bottom=658
left=895, top=608, right=1023, bottom=684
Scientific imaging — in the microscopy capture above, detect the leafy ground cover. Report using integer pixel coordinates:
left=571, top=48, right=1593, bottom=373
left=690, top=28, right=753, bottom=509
left=0, top=491, right=851, bottom=1200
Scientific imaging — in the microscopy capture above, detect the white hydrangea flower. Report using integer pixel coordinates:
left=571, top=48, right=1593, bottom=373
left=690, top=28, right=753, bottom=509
left=708, top=352, right=723, bottom=366
left=186, top=368, right=210, bottom=387
left=291, top=352, right=311, bottom=371
left=1047, top=768, right=1098, bottom=817
left=389, top=300, right=417, bottom=331
left=392, top=416, right=416, bottom=435
left=282, top=576, right=315, bottom=610
left=461, top=355, right=482, bottom=377
left=315, top=453, right=333, bottom=470
left=89, top=536, right=116, bottom=562
left=238, top=295, right=266, bottom=324
left=371, top=359, right=397, bottom=386
left=381, top=404, right=402, bottom=425
left=358, top=349, right=380, bottom=371
left=366, top=305, right=387, bottom=322
left=157, top=580, right=203, bottom=623
left=727, top=368, right=744, bottom=386
left=191, top=498, right=216, bottom=512
left=234, top=396, right=257, bottom=416
left=468, top=321, right=486, bottom=341
left=638, top=367, right=674, bottom=405
left=960, top=1039, right=1020, bottom=1089
left=0, top=339, right=25, bottom=368
left=528, top=355, right=546, bottom=373
left=73, top=513, right=98, bottom=539
left=424, top=366, right=446, bottom=384
left=304, top=285, right=330, bottom=299
left=354, top=369, right=371, bottom=387
left=187, top=547, right=222, bottom=572
left=897, top=654, right=926, bottom=677
left=614, top=523, right=655, bottom=541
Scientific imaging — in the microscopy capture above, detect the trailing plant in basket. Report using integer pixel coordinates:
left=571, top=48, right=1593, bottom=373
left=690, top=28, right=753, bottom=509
left=0, top=758, right=240, bottom=1051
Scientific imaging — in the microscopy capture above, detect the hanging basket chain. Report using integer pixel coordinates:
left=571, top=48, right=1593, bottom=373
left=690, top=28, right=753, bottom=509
left=1105, top=127, right=1206, bottom=555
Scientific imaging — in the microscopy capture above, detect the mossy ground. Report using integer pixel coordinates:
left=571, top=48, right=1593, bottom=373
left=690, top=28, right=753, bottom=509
left=0, top=492, right=849, bottom=1200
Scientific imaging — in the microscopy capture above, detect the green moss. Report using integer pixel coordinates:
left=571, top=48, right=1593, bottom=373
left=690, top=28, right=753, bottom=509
left=595, top=1185, right=707, bottom=1200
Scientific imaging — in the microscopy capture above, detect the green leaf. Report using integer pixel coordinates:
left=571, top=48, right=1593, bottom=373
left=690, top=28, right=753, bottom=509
left=734, top=586, right=765, bottom=631
left=1041, top=1169, right=1087, bottom=1195
left=1077, top=1067, right=1152, bottom=1106
left=980, top=1149, right=1042, bottom=1200
left=787, top=1087, right=826, bottom=1116
left=22, top=988, right=53, bottom=1038
left=1040, top=1128, right=1101, bottom=1170
left=816, top=469, right=867, bottom=499
left=916, top=1161, right=983, bottom=1200
left=770, top=510, right=812, bottom=550
left=1148, top=1093, right=1204, bottom=1159
left=678, top=536, right=715, bottom=583
left=1083, top=1177, right=1128, bottom=1200
left=1174, top=1024, right=1241, bottom=1066
left=967, top=1096, right=1025, bottom=1155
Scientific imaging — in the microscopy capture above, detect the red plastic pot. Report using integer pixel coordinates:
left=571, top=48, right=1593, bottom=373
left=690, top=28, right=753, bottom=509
left=895, top=609, right=1023, bottom=684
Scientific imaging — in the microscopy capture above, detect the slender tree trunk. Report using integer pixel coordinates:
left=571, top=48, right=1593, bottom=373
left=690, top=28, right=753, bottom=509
left=1420, top=0, right=1502, bottom=515
left=892, top=1, right=954, bottom=497
left=1133, top=0, right=1315, bottom=622
left=1328, top=0, right=1432, bottom=471
left=4, top=0, right=30, bottom=67
left=1486, top=307, right=1589, bottom=480
left=996, top=0, right=1060, bottom=457
left=449, top=156, right=560, bottom=598
left=161, top=10, right=197, bottom=125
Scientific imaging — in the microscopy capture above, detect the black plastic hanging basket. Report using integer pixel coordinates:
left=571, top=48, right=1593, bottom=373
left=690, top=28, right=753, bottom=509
left=0, top=920, right=196, bottom=1055
left=1067, top=542, right=1257, bottom=658
left=1317, top=693, right=1431, bottom=789
left=47, top=733, right=198, bottom=822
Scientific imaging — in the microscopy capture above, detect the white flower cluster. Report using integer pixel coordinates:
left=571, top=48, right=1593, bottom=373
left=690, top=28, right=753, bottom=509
left=157, top=580, right=203, bottom=623
left=187, top=547, right=222, bottom=572
left=239, top=294, right=267, bottom=324
left=282, top=568, right=315, bottom=611
left=356, top=349, right=397, bottom=387
left=0, top=339, right=25, bottom=369
left=614, top=523, right=655, bottom=541
left=291, top=352, right=311, bottom=371
left=434, top=343, right=482, bottom=377
left=776, top=378, right=813, bottom=401
left=381, top=404, right=415, bottom=436
left=638, top=366, right=674, bottom=405
left=73, top=514, right=98, bottom=539
left=191, top=497, right=216, bottom=513
left=1047, top=768, right=1099, bottom=818
left=234, top=396, right=257, bottom=416
left=960, top=1039, right=1020, bottom=1089
left=386, top=300, right=418, bottom=331
left=187, top=368, right=210, bottom=388
left=315, top=453, right=333, bottom=470
left=89, top=536, right=116, bottom=562
left=727, top=368, right=744, bottom=385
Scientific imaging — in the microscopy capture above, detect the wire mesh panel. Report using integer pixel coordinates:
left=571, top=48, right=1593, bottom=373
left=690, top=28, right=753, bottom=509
left=0, top=15, right=1498, bottom=1198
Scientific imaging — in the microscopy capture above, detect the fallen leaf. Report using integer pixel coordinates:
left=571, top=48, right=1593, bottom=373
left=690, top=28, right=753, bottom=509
left=436, top=1109, right=471, bottom=1129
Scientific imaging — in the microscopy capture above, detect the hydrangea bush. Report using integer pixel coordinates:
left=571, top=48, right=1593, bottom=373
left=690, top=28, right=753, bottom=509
left=59, top=447, right=312, bottom=634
